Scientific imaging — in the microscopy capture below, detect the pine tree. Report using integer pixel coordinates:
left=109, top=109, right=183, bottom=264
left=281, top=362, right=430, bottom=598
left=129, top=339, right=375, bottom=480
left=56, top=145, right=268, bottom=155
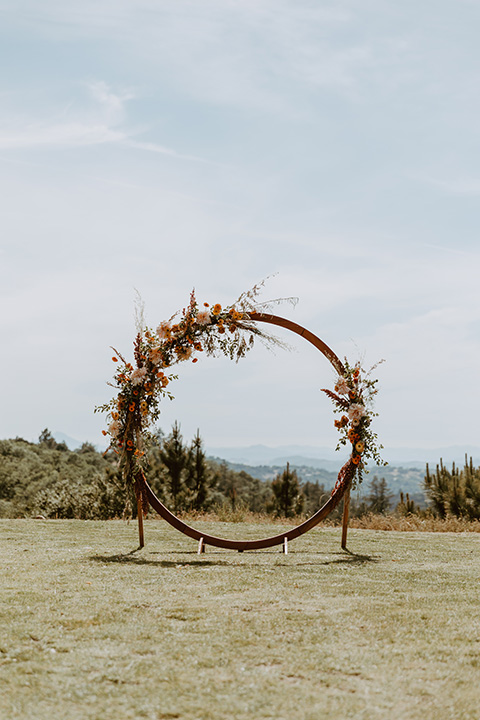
left=367, top=476, right=392, bottom=515
left=270, top=463, right=304, bottom=518
left=184, top=430, right=210, bottom=511
left=159, top=421, right=187, bottom=513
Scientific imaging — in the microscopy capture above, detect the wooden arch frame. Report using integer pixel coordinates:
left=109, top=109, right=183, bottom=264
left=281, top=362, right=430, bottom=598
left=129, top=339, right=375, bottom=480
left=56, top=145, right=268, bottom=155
left=137, top=312, right=353, bottom=552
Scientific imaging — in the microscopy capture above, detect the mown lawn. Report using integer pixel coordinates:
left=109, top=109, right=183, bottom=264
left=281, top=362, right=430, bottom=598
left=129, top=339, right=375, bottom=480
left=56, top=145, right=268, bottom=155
left=1, top=518, right=479, bottom=719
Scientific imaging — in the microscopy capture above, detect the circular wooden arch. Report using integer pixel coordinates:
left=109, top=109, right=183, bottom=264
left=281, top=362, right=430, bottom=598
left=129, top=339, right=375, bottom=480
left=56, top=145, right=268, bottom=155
left=140, top=312, right=353, bottom=551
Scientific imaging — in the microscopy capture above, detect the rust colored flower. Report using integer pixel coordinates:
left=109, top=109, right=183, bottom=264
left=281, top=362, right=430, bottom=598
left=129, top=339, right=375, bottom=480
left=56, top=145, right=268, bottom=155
left=112, top=357, right=118, bottom=362
left=192, top=358, right=198, bottom=363
left=352, top=455, right=360, bottom=465
left=212, top=303, right=222, bottom=316
left=102, top=430, right=107, bottom=436
left=348, top=429, right=359, bottom=443
left=348, top=390, right=357, bottom=401
left=129, top=404, right=135, bottom=412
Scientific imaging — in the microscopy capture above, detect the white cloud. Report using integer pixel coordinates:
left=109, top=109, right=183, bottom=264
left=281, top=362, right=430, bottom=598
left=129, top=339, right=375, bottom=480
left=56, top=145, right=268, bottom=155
left=0, top=122, right=125, bottom=150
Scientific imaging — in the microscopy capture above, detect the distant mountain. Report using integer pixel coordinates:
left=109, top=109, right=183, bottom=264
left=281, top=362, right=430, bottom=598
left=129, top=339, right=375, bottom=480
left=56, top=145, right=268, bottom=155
left=208, top=456, right=428, bottom=506
left=53, top=431, right=83, bottom=450
left=206, top=444, right=480, bottom=469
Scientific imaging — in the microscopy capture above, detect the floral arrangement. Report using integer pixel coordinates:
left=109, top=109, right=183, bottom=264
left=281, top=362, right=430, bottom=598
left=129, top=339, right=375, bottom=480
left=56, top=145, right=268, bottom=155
left=321, top=359, right=386, bottom=489
left=95, top=281, right=295, bottom=511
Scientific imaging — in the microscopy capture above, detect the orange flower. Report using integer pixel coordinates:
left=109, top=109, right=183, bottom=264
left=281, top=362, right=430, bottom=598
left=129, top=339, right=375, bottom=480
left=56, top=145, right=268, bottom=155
left=348, top=390, right=357, bottom=400
left=204, top=302, right=209, bottom=307
left=192, top=358, right=198, bottom=363
left=112, top=357, right=118, bottom=362
left=129, top=404, right=135, bottom=412
left=348, top=429, right=359, bottom=443
left=352, top=455, right=360, bottom=465
left=102, top=430, right=107, bottom=436
left=355, top=441, right=365, bottom=454
left=212, top=303, right=222, bottom=316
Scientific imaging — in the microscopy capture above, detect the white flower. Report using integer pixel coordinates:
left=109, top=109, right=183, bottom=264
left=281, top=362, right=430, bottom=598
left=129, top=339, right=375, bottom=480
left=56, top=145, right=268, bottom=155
left=334, top=377, right=350, bottom=395
left=108, top=420, right=121, bottom=437
left=195, top=310, right=210, bottom=326
left=156, top=321, right=171, bottom=339
left=348, top=403, right=366, bottom=422
left=130, top=367, right=147, bottom=385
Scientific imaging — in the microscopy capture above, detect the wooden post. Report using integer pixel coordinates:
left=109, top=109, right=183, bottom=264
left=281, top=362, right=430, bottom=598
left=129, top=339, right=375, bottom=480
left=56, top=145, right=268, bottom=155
left=341, top=486, right=351, bottom=549
left=137, top=496, right=145, bottom=548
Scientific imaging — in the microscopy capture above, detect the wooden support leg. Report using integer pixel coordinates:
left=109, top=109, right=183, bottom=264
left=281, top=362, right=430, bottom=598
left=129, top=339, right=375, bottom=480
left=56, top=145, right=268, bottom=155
left=198, top=537, right=205, bottom=554
left=341, top=486, right=351, bottom=549
left=137, top=496, right=145, bottom=549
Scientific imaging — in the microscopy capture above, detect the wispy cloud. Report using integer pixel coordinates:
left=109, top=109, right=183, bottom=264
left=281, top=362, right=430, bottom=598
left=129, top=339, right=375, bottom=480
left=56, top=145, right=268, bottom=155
left=0, top=122, right=126, bottom=150
left=0, top=81, right=205, bottom=160
left=123, top=139, right=214, bottom=164
left=422, top=175, right=480, bottom=197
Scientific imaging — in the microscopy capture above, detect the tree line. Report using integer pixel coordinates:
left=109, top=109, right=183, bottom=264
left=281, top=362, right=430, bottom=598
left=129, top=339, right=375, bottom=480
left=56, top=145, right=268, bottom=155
left=1, top=427, right=479, bottom=521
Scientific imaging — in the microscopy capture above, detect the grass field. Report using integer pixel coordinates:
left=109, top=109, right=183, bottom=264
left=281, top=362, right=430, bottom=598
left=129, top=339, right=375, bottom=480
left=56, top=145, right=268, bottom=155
left=1, top=518, right=480, bottom=720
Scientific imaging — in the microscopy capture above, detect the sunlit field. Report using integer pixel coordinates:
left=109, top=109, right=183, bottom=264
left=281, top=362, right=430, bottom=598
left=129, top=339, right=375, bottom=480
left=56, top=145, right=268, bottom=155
left=1, top=519, right=480, bottom=720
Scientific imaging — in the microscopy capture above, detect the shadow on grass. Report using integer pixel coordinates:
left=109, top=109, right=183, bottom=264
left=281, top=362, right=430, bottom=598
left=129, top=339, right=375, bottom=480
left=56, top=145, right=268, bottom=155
left=89, top=548, right=378, bottom=568
left=90, top=554, right=231, bottom=568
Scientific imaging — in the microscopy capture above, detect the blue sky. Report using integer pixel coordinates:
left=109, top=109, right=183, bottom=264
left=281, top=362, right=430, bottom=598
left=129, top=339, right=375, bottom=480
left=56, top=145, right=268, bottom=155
left=1, top=1, right=479, bottom=456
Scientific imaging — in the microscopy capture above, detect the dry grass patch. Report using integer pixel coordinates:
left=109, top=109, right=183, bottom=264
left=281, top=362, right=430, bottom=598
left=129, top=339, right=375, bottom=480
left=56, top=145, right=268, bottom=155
left=1, top=518, right=480, bottom=720
left=346, top=513, right=480, bottom=532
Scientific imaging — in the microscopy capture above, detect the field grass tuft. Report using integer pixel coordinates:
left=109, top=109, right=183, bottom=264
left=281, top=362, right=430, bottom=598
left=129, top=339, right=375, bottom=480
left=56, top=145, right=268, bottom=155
left=1, top=518, right=480, bottom=719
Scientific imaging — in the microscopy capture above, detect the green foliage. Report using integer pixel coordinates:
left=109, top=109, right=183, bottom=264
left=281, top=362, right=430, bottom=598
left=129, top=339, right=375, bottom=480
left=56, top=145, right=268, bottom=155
left=0, top=434, right=126, bottom=519
left=209, top=461, right=272, bottom=514
left=269, top=462, right=304, bottom=518
left=424, top=456, right=480, bottom=519
left=396, top=491, right=418, bottom=516
left=302, top=480, right=328, bottom=516
left=184, top=430, right=211, bottom=511
left=366, top=476, right=393, bottom=515
left=158, top=421, right=188, bottom=513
